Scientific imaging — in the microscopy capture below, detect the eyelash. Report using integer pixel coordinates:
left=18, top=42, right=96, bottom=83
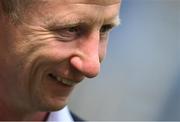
left=53, top=26, right=83, bottom=41
left=52, top=24, right=113, bottom=41
left=100, top=24, right=113, bottom=33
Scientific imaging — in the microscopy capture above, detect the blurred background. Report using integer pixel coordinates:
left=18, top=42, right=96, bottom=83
left=69, top=0, right=180, bottom=121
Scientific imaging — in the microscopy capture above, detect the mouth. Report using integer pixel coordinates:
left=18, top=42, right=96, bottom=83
left=48, top=73, right=77, bottom=86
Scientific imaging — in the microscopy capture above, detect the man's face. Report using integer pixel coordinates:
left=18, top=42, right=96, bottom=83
left=0, top=0, right=120, bottom=111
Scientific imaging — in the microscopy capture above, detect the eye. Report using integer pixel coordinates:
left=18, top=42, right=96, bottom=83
left=52, top=26, right=83, bottom=41
left=100, top=24, right=114, bottom=33
left=61, top=26, right=81, bottom=36
left=66, top=26, right=80, bottom=33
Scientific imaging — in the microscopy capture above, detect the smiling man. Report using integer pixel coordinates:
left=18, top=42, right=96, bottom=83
left=0, top=0, right=121, bottom=121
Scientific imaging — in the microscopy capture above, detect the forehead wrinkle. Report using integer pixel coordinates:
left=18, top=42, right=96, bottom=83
left=33, top=0, right=120, bottom=28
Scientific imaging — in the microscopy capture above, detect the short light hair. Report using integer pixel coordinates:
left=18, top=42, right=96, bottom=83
left=1, top=0, right=31, bottom=23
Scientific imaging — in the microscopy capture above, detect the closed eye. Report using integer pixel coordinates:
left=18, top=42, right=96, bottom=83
left=100, top=24, right=114, bottom=33
left=51, top=25, right=84, bottom=41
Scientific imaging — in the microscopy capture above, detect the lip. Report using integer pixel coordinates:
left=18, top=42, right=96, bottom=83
left=47, top=72, right=83, bottom=87
left=43, top=73, right=75, bottom=98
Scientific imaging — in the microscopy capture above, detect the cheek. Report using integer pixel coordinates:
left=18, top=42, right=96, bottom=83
left=13, top=46, right=72, bottom=110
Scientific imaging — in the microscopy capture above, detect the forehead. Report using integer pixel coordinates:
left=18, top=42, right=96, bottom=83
left=25, top=0, right=121, bottom=27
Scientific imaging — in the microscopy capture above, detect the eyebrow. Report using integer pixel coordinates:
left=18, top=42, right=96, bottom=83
left=69, top=0, right=120, bottom=6
left=44, top=14, right=121, bottom=30
left=112, top=16, right=121, bottom=27
left=44, top=15, right=88, bottom=29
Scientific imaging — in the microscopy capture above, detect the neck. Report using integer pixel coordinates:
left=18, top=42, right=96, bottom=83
left=0, top=99, right=48, bottom=121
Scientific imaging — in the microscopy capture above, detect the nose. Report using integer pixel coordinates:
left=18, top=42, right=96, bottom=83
left=70, top=33, right=101, bottom=78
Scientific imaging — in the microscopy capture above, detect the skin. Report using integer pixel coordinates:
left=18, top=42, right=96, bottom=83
left=0, top=0, right=121, bottom=121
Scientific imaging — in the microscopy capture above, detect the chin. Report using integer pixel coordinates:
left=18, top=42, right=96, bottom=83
left=28, top=90, right=72, bottom=112
left=28, top=73, right=73, bottom=112
left=42, top=104, right=67, bottom=112
left=35, top=99, right=68, bottom=112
